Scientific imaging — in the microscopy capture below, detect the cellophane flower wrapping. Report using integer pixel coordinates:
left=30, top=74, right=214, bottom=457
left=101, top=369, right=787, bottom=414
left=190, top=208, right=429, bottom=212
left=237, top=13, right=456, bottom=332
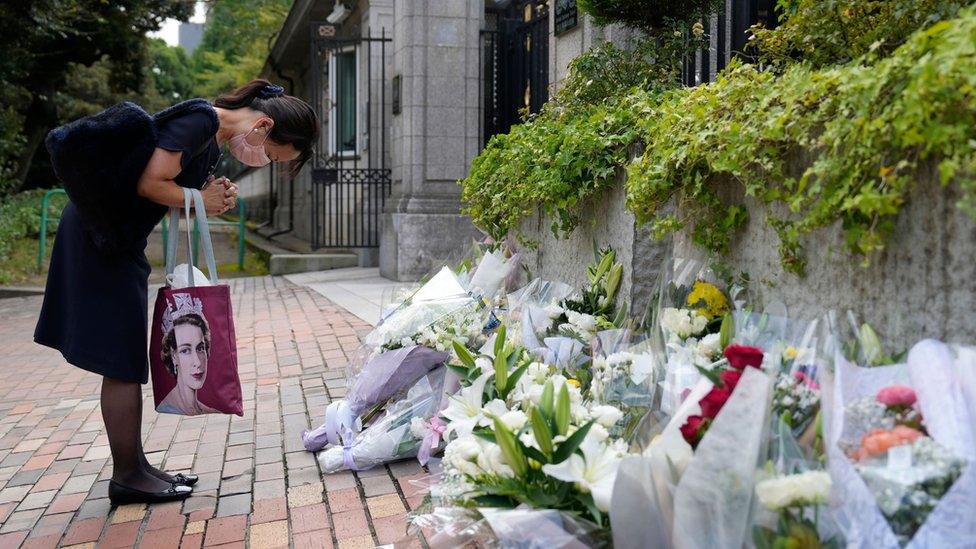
left=590, top=329, right=658, bottom=444
left=650, top=258, right=742, bottom=416
left=671, top=365, right=775, bottom=549
left=409, top=505, right=607, bottom=549
left=317, top=367, right=448, bottom=473
left=735, top=311, right=828, bottom=444
left=750, top=418, right=845, bottom=548
left=826, top=339, right=976, bottom=548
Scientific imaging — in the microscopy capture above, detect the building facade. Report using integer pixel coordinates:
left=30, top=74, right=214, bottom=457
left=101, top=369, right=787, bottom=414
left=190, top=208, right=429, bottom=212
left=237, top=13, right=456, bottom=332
left=241, top=0, right=773, bottom=280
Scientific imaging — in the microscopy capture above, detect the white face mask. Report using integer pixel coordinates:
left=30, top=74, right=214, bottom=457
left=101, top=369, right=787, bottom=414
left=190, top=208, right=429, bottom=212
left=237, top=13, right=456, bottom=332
left=228, top=125, right=271, bottom=167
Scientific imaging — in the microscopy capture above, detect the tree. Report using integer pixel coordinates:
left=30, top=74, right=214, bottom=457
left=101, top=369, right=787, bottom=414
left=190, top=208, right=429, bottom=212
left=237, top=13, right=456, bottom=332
left=0, top=0, right=192, bottom=193
left=191, top=0, right=291, bottom=99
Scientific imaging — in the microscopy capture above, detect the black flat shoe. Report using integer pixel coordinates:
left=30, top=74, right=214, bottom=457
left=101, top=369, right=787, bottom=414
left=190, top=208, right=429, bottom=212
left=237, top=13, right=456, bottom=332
left=109, top=480, right=192, bottom=505
left=171, top=473, right=199, bottom=487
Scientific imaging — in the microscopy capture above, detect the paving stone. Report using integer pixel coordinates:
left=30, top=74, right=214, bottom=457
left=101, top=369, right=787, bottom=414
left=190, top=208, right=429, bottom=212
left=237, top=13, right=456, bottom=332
left=215, top=493, right=251, bottom=517
left=0, top=508, right=43, bottom=533
left=327, top=489, right=362, bottom=514
left=293, top=530, right=334, bottom=549
left=30, top=471, right=70, bottom=493
left=184, top=520, right=206, bottom=535
left=249, top=520, right=289, bottom=549
left=287, top=484, right=324, bottom=508
left=336, top=535, right=374, bottom=549
left=360, top=475, right=396, bottom=497
left=254, top=463, right=284, bottom=482
left=61, top=474, right=97, bottom=494
left=372, top=514, right=409, bottom=545
left=251, top=497, right=288, bottom=525
left=139, top=526, right=184, bottom=549
left=367, top=494, right=405, bottom=519
left=220, top=473, right=253, bottom=496
left=331, top=508, right=370, bottom=540
left=110, top=503, right=146, bottom=524
left=181, top=532, right=204, bottom=549
left=204, top=515, right=247, bottom=545
left=6, top=468, right=45, bottom=487
left=46, top=492, right=86, bottom=514
left=16, top=490, right=57, bottom=511
left=61, top=517, right=105, bottom=545
left=99, top=521, right=140, bottom=548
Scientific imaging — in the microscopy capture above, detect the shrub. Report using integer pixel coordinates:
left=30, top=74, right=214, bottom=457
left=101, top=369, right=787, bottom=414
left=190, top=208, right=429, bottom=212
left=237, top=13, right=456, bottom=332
left=0, top=190, right=66, bottom=264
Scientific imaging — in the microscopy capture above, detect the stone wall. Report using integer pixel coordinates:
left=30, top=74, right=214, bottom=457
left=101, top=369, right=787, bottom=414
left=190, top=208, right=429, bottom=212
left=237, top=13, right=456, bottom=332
left=515, top=166, right=976, bottom=349
left=515, top=179, right=666, bottom=318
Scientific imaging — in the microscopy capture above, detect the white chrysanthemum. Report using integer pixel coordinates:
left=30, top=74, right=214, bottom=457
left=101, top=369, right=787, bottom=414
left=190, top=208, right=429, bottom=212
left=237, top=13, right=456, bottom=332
left=589, top=405, right=624, bottom=428
left=443, top=434, right=483, bottom=478
left=660, top=308, right=709, bottom=339
left=544, top=304, right=565, bottom=319
left=755, top=471, right=832, bottom=510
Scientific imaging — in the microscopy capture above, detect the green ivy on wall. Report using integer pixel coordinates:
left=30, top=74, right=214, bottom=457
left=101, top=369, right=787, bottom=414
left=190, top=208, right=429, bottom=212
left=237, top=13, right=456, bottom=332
left=459, top=2, right=976, bottom=275
left=629, top=6, right=976, bottom=273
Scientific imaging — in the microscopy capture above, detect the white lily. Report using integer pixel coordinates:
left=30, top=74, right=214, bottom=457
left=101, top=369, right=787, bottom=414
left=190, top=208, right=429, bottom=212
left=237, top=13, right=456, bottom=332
left=442, top=373, right=490, bottom=437
left=541, top=436, right=621, bottom=512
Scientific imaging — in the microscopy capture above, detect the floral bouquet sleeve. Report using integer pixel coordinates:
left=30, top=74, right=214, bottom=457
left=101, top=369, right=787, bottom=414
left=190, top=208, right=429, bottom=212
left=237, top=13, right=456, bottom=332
left=827, top=338, right=975, bottom=548
left=590, top=329, right=657, bottom=443
left=651, top=257, right=742, bottom=416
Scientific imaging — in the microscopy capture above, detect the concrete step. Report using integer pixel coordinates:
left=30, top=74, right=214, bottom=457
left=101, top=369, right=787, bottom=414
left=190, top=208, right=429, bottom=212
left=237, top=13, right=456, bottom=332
left=268, top=253, right=359, bottom=275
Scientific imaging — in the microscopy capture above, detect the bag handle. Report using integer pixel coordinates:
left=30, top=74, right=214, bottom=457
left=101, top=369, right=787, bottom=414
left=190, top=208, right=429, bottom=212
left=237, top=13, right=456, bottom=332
left=165, top=188, right=219, bottom=285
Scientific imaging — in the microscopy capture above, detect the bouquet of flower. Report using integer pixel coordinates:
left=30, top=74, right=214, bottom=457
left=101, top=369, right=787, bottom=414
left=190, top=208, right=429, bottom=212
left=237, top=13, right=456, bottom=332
left=651, top=258, right=742, bottom=416
left=609, top=344, right=774, bottom=549
left=826, top=338, right=975, bottom=548
left=590, top=329, right=657, bottom=443
left=409, top=505, right=609, bottom=548
left=315, top=367, right=450, bottom=473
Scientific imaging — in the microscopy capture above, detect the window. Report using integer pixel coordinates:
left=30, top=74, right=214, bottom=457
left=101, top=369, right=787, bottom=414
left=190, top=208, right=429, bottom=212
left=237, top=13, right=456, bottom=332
left=329, top=49, right=358, bottom=155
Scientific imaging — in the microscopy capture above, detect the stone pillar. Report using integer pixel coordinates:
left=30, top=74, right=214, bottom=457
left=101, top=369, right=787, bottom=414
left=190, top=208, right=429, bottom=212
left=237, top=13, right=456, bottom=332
left=380, top=0, right=483, bottom=281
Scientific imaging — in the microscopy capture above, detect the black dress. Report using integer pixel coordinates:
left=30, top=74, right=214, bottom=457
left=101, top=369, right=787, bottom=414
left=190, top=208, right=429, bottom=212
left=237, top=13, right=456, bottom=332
left=34, top=106, right=221, bottom=383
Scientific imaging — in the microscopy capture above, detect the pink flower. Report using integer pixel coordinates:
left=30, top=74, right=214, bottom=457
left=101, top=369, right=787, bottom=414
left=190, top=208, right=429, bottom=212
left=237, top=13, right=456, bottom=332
left=876, top=385, right=917, bottom=408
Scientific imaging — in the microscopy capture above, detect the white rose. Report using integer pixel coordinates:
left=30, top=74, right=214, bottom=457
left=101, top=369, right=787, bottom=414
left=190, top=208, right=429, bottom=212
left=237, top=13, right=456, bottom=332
left=482, top=399, right=509, bottom=420
left=589, top=405, right=624, bottom=428
left=399, top=337, right=415, bottom=348
left=755, top=471, right=832, bottom=511
left=443, top=434, right=483, bottom=478
left=477, top=442, right=514, bottom=478
left=500, top=410, right=528, bottom=431
left=698, top=333, right=722, bottom=358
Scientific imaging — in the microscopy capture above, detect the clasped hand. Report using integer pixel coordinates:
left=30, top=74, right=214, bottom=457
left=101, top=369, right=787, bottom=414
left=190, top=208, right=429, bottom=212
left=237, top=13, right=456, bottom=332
left=202, top=176, right=239, bottom=216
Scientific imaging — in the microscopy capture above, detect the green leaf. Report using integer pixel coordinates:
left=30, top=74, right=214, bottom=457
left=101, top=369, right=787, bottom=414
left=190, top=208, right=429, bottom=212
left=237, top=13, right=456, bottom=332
left=540, top=381, right=555, bottom=417
left=555, top=384, right=571, bottom=436
left=695, top=364, right=722, bottom=386
left=530, top=407, right=554, bottom=456
left=551, top=420, right=594, bottom=464
left=494, top=324, right=507, bottom=358
left=719, top=313, right=734, bottom=350
left=493, top=417, right=528, bottom=477
left=446, top=364, right=472, bottom=381
left=504, top=363, right=529, bottom=399
left=452, top=340, right=476, bottom=369
left=474, top=430, right=497, bottom=444
left=494, top=349, right=509, bottom=395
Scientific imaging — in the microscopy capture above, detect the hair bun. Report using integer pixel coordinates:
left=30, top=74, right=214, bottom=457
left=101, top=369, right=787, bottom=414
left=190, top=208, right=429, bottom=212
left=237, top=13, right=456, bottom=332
left=256, top=84, right=285, bottom=99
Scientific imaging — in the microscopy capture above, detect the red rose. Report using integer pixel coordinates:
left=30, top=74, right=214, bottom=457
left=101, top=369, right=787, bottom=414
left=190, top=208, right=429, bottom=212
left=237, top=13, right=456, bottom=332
left=724, top=345, right=764, bottom=370
left=699, top=387, right=731, bottom=419
left=719, top=369, right=742, bottom=390
left=680, top=415, right=708, bottom=448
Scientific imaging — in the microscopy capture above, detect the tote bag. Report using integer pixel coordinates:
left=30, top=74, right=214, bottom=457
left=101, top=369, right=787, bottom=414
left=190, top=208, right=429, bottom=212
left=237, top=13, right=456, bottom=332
left=149, top=188, right=243, bottom=416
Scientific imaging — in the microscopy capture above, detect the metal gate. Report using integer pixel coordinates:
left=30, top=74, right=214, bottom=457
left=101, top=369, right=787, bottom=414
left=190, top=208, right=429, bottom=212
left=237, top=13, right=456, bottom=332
left=309, top=23, right=391, bottom=249
left=482, top=0, right=550, bottom=145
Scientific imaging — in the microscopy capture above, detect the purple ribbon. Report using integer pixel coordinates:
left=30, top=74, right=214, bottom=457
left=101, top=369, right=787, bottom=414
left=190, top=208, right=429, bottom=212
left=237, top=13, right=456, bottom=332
left=342, top=445, right=360, bottom=471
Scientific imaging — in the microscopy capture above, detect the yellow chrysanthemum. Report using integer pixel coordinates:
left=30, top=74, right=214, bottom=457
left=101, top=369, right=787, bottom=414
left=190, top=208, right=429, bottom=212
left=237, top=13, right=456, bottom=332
left=784, top=346, right=799, bottom=360
left=566, top=379, right=581, bottom=389
left=685, top=281, right=729, bottom=321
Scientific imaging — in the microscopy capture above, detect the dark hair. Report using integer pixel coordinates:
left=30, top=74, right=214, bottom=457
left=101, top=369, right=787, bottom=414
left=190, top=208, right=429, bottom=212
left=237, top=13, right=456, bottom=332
left=214, top=79, right=319, bottom=176
left=161, top=314, right=211, bottom=377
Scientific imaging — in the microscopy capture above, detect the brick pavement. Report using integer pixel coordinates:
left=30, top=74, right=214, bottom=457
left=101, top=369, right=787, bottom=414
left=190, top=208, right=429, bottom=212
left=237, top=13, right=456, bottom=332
left=0, top=277, right=428, bottom=548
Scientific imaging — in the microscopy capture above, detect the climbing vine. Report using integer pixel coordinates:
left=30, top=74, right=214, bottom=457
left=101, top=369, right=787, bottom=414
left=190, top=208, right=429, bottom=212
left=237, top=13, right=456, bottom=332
left=628, top=6, right=976, bottom=273
left=459, top=2, right=976, bottom=275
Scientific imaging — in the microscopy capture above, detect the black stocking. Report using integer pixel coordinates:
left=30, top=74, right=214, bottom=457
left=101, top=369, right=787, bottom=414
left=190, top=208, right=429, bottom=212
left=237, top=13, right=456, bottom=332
left=101, top=377, right=171, bottom=492
left=135, top=389, right=176, bottom=483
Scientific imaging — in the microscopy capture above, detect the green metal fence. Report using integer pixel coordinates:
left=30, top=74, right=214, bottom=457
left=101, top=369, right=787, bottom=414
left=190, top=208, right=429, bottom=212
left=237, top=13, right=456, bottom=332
left=38, top=191, right=247, bottom=271
left=36, top=189, right=67, bottom=269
